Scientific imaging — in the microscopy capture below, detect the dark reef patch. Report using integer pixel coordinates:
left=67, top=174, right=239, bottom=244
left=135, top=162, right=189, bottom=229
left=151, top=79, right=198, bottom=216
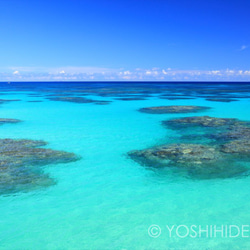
left=128, top=144, right=248, bottom=179
left=27, top=100, right=43, bottom=103
left=205, top=98, right=238, bottom=102
left=159, top=97, right=196, bottom=100
left=0, top=99, right=21, bottom=104
left=46, top=96, right=96, bottom=103
left=28, top=94, right=44, bottom=97
left=2, top=82, right=250, bottom=101
left=129, top=144, right=222, bottom=166
left=94, top=101, right=112, bottom=105
left=139, top=106, right=211, bottom=114
left=114, top=97, right=147, bottom=101
left=129, top=115, right=250, bottom=179
left=45, top=93, right=76, bottom=97
left=0, top=139, right=79, bottom=195
left=207, top=125, right=250, bottom=142
left=46, top=96, right=111, bottom=105
left=220, top=139, right=250, bottom=155
left=163, top=116, right=244, bottom=129
left=0, top=118, right=22, bottom=124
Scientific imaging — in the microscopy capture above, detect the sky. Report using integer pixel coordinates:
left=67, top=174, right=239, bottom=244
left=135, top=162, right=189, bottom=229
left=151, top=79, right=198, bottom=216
left=0, top=0, right=249, bottom=81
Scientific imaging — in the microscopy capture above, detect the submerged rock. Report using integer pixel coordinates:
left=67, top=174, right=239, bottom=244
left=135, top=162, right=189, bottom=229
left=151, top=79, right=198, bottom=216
left=128, top=143, right=248, bottom=179
left=0, top=139, right=79, bottom=195
left=138, top=105, right=210, bottom=114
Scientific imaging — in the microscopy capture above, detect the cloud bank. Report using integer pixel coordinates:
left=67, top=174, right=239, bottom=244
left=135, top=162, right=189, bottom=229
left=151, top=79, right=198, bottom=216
left=0, top=66, right=250, bottom=81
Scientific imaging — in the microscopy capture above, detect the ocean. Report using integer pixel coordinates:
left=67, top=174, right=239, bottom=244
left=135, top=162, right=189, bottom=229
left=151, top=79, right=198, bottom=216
left=0, top=81, right=250, bottom=249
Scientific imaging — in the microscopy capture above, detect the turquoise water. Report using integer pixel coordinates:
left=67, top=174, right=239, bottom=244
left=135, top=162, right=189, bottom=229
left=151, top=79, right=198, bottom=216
left=0, top=82, right=250, bottom=249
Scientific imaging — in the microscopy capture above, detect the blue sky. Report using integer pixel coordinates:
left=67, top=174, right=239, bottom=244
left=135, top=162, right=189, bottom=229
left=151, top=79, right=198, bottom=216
left=0, top=0, right=249, bottom=81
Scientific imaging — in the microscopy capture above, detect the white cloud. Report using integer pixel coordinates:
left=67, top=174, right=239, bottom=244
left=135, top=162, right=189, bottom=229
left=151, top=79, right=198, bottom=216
left=240, top=45, right=248, bottom=51
left=123, top=71, right=131, bottom=75
left=210, top=70, right=221, bottom=75
left=226, top=69, right=234, bottom=74
left=0, top=66, right=250, bottom=81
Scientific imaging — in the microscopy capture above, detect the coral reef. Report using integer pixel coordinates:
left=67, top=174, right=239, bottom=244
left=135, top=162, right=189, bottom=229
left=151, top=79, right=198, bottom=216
left=128, top=143, right=247, bottom=179
left=46, top=97, right=96, bottom=103
left=129, top=115, right=250, bottom=179
left=139, top=106, right=210, bottom=114
left=0, top=118, right=21, bottom=124
left=0, top=139, right=79, bottom=194
left=163, top=116, right=243, bottom=128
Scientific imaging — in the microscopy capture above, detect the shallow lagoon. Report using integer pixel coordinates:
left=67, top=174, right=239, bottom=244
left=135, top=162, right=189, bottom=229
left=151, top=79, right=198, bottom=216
left=0, top=82, right=250, bottom=249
